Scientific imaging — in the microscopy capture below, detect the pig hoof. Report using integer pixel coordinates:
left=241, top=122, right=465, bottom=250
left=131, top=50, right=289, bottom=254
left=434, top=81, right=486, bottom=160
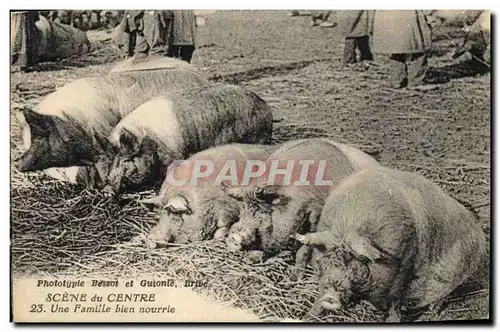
left=290, top=267, right=305, bottom=282
left=226, top=233, right=244, bottom=252
left=244, top=250, right=264, bottom=264
left=294, top=233, right=308, bottom=244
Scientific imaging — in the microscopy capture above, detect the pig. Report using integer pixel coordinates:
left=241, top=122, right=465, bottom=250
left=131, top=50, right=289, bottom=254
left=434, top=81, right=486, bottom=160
left=225, top=138, right=380, bottom=268
left=294, top=166, right=486, bottom=322
left=141, top=143, right=277, bottom=248
left=109, top=54, right=196, bottom=73
left=452, top=10, right=490, bottom=64
left=34, top=14, right=92, bottom=61
left=95, top=84, right=274, bottom=195
left=16, top=55, right=210, bottom=186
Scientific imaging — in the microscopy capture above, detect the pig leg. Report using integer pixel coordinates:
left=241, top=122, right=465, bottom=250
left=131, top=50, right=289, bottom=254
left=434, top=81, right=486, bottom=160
left=290, top=244, right=313, bottom=281
left=214, top=204, right=240, bottom=240
left=76, top=166, right=103, bottom=189
left=145, top=222, right=172, bottom=249
left=385, top=238, right=417, bottom=322
left=404, top=276, right=451, bottom=318
left=306, top=202, right=323, bottom=230
left=386, top=303, right=402, bottom=322
left=244, top=250, right=265, bottom=264
left=294, top=231, right=336, bottom=247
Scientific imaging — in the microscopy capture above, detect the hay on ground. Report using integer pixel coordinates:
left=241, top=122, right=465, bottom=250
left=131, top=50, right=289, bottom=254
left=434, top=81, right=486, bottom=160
left=10, top=169, right=487, bottom=322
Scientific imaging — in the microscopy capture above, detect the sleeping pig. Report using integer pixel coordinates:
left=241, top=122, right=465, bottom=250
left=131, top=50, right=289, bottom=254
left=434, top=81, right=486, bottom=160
left=294, top=166, right=486, bottom=322
left=225, top=138, right=380, bottom=271
left=141, top=143, right=277, bottom=248
left=96, top=83, right=273, bottom=195
left=15, top=55, right=209, bottom=186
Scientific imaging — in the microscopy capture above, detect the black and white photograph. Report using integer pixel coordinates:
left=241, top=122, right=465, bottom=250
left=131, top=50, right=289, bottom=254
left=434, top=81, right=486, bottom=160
left=9, top=7, right=492, bottom=324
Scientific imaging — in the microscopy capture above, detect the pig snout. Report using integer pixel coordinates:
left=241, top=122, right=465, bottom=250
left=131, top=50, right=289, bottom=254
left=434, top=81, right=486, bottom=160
left=317, top=291, right=343, bottom=311
left=16, top=150, right=37, bottom=172
left=226, top=233, right=245, bottom=252
left=15, top=156, right=29, bottom=172
left=226, top=227, right=256, bottom=252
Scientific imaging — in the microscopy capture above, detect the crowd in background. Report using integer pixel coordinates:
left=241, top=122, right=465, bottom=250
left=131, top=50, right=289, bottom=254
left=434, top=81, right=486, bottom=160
left=112, top=10, right=196, bottom=62
left=11, top=10, right=489, bottom=91
left=40, top=10, right=125, bottom=31
left=293, top=10, right=488, bottom=90
left=10, top=10, right=197, bottom=70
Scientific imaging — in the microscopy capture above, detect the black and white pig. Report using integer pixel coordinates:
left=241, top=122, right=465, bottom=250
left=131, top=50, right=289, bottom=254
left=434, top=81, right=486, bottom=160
left=294, top=166, right=486, bottom=322
left=225, top=138, right=380, bottom=266
left=95, top=84, right=274, bottom=195
left=141, top=143, right=277, bottom=248
left=16, top=55, right=210, bottom=186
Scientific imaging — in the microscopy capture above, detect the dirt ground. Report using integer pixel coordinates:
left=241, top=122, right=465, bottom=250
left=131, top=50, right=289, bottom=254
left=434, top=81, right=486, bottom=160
left=10, top=11, right=490, bottom=322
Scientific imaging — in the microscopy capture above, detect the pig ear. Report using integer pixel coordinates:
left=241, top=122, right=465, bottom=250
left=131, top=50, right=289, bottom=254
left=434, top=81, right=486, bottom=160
left=226, top=187, right=247, bottom=201
left=254, top=185, right=289, bottom=205
left=165, top=196, right=192, bottom=215
left=118, top=128, right=141, bottom=155
left=294, top=231, right=338, bottom=249
left=23, top=109, right=50, bottom=136
left=350, top=237, right=382, bottom=262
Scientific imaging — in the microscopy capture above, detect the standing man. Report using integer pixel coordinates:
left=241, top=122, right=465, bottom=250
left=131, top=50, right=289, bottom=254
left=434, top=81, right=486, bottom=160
left=339, top=10, right=374, bottom=67
left=168, top=10, right=196, bottom=63
left=126, top=10, right=174, bottom=57
left=372, top=10, right=446, bottom=89
left=11, top=10, right=40, bottom=70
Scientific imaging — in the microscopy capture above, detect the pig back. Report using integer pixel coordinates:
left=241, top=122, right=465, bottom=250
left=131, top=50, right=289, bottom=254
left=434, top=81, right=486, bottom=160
left=261, top=139, right=376, bottom=200
left=322, top=166, right=485, bottom=268
left=110, top=67, right=210, bottom=119
left=159, top=144, right=277, bottom=208
left=322, top=140, right=380, bottom=171
left=35, top=76, right=136, bottom=138
left=110, top=55, right=195, bottom=73
left=35, top=69, right=208, bottom=138
left=156, top=84, right=273, bottom=156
